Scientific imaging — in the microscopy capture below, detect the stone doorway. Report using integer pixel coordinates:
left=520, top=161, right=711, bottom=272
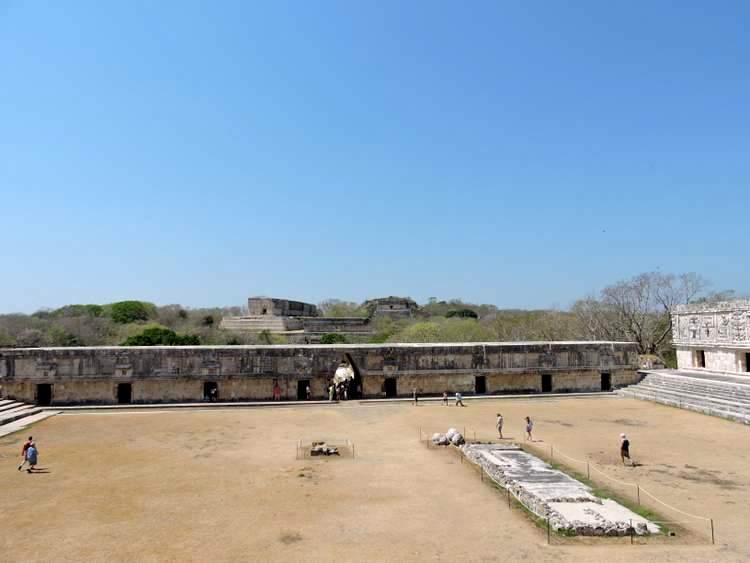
left=475, top=375, right=486, bottom=394
left=541, top=374, right=552, bottom=393
left=384, top=377, right=397, bottom=398
left=696, top=350, right=706, bottom=368
left=117, top=383, right=132, bottom=404
left=601, top=372, right=611, bottom=391
left=36, top=383, right=52, bottom=406
left=203, top=381, right=218, bottom=401
left=344, top=354, right=362, bottom=399
left=297, top=380, right=310, bottom=400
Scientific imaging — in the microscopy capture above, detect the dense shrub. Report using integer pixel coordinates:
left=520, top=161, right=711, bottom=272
left=52, top=304, right=104, bottom=318
left=121, top=326, right=200, bottom=346
left=109, top=301, right=156, bottom=324
left=320, top=333, right=347, bottom=344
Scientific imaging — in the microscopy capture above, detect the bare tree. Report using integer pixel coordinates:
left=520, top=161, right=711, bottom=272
left=573, top=272, right=711, bottom=354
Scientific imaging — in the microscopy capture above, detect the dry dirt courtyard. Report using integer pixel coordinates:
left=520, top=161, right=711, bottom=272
left=1, top=396, right=749, bottom=562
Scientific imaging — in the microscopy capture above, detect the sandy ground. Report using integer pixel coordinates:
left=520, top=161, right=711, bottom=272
left=1, top=396, right=749, bottom=563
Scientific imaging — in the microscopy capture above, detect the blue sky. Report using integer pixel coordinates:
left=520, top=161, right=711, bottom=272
left=1, top=1, right=748, bottom=313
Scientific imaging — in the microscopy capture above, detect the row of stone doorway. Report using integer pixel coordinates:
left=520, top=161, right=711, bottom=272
left=29, top=373, right=614, bottom=405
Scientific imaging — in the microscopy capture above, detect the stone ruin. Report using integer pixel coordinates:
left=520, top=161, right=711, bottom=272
left=460, top=444, right=659, bottom=536
left=431, top=427, right=465, bottom=446
left=310, top=441, right=339, bottom=456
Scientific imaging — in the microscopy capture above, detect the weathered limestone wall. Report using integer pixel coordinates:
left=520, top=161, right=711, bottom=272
left=673, top=300, right=750, bottom=374
left=0, top=342, right=638, bottom=405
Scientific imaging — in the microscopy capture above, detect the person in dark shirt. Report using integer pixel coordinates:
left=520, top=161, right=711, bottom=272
left=620, top=433, right=632, bottom=466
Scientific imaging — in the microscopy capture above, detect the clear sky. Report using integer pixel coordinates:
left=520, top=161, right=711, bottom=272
left=1, top=1, right=748, bottom=313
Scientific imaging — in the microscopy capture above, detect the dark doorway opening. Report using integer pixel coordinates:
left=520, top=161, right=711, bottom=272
left=475, top=375, right=486, bottom=394
left=384, top=377, right=397, bottom=398
left=117, top=383, right=132, bottom=404
left=36, top=384, right=52, bottom=406
left=745, top=353, right=750, bottom=372
left=204, top=381, right=218, bottom=401
left=601, top=372, right=612, bottom=392
left=541, top=374, right=552, bottom=393
left=696, top=350, right=706, bottom=368
left=297, top=380, right=310, bottom=400
left=344, top=353, right=363, bottom=399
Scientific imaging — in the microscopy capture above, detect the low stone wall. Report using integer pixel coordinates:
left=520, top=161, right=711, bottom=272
left=0, top=341, right=638, bottom=405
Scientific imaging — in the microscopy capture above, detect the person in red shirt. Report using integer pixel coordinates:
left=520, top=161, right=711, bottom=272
left=17, top=436, right=34, bottom=471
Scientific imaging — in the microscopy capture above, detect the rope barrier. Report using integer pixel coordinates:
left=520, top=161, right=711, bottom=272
left=638, top=486, right=712, bottom=521
left=527, top=442, right=713, bottom=523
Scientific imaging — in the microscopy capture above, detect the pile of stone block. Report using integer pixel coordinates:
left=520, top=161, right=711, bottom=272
left=431, top=427, right=465, bottom=446
left=310, top=441, right=339, bottom=456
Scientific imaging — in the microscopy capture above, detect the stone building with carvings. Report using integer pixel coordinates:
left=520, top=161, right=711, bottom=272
left=672, top=300, right=750, bottom=374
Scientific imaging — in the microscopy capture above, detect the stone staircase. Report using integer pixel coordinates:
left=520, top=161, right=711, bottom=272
left=0, top=399, right=44, bottom=425
left=618, top=371, right=750, bottom=425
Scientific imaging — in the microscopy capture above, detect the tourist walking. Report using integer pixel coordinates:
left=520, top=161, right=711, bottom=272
left=524, top=416, right=533, bottom=441
left=442, top=391, right=448, bottom=406
left=328, top=384, right=334, bottom=401
left=25, top=443, right=38, bottom=473
left=412, top=388, right=418, bottom=406
left=305, top=385, right=311, bottom=400
left=18, top=436, right=34, bottom=471
left=455, top=392, right=465, bottom=407
left=496, top=413, right=504, bottom=439
left=620, top=433, right=632, bottom=466
left=273, top=381, right=281, bottom=401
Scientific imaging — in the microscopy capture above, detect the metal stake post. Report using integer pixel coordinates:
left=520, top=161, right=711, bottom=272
left=711, top=518, right=715, bottom=545
left=546, top=518, right=550, bottom=544
left=636, top=485, right=640, bottom=505
left=587, top=462, right=590, bottom=479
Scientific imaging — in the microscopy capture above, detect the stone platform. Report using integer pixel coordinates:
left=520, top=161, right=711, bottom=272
left=461, top=444, right=659, bottom=536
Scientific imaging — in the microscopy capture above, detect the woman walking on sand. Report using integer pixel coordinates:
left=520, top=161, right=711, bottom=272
left=524, top=416, right=533, bottom=441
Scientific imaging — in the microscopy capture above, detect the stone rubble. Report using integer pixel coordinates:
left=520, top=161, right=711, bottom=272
left=310, top=441, right=340, bottom=456
left=432, top=427, right=465, bottom=446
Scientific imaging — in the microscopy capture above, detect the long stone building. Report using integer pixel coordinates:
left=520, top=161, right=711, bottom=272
left=672, top=300, right=750, bottom=374
left=0, top=341, right=638, bottom=405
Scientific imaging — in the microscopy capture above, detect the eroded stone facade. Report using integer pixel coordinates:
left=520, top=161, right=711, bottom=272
left=672, top=300, right=750, bottom=374
left=0, top=342, right=638, bottom=405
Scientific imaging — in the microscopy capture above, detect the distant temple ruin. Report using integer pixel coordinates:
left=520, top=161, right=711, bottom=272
left=220, top=296, right=417, bottom=341
left=672, top=299, right=750, bottom=374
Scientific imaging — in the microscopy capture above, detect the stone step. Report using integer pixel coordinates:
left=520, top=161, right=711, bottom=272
left=0, top=405, right=42, bottom=426
left=626, top=384, right=750, bottom=414
left=639, top=376, right=750, bottom=400
left=643, top=373, right=750, bottom=393
left=0, top=401, right=26, bottom=413
left=637, top=381, right=750, bottom=402
left=0, top=410, right=60, bottom=439
left=620, top=389, right=750, bottom=425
